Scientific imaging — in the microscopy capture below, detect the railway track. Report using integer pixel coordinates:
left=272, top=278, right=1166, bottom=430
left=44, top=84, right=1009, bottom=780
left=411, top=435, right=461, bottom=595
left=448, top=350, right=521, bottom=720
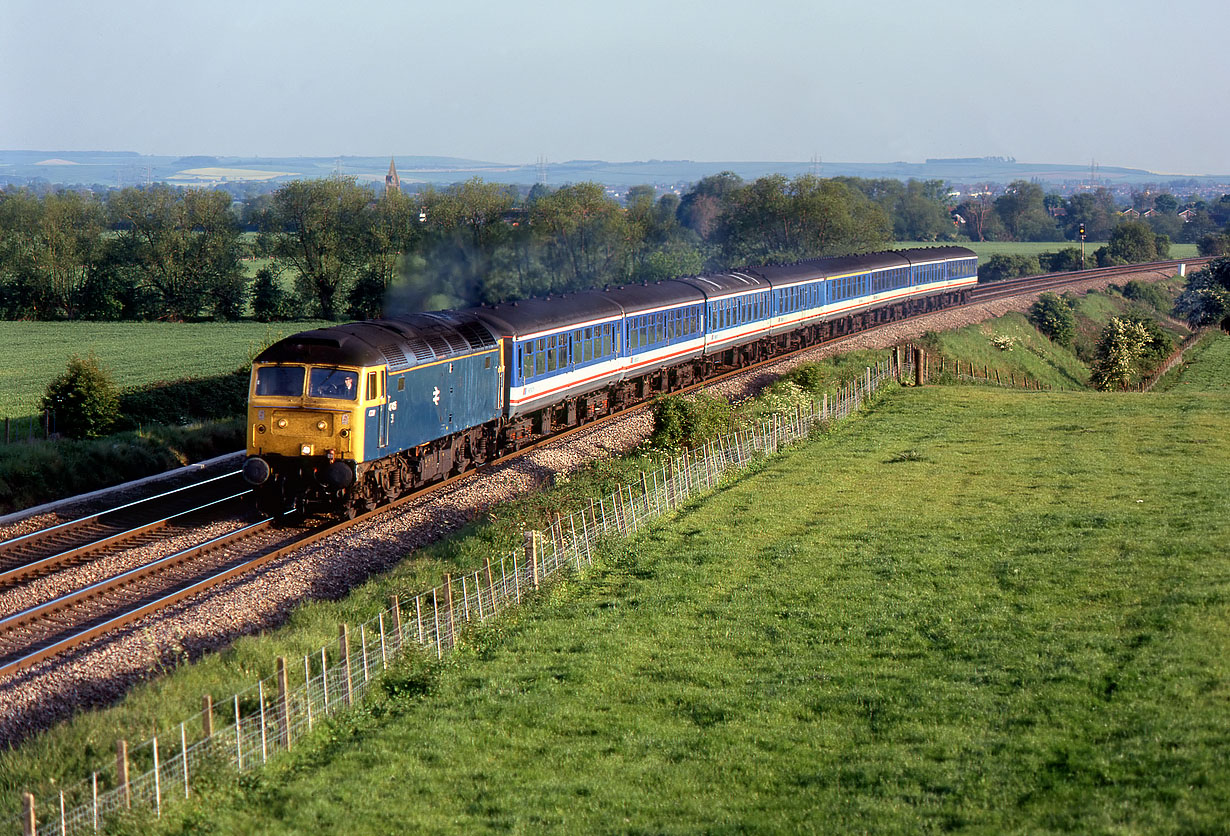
left=0, top=256, right=1204, bottom=682
left=0, top=472, right=251, bottom=588
left=969, top=257, right=1211, bottom=303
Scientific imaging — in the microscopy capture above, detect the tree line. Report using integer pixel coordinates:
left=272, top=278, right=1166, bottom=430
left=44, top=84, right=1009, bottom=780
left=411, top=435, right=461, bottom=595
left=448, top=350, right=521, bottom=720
left=3, top=175, right=1229, bottom=322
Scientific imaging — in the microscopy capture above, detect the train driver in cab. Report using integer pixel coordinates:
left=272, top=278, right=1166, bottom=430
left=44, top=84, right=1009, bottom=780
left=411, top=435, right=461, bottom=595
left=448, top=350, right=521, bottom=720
left=311, top=369, right=358, bottom=399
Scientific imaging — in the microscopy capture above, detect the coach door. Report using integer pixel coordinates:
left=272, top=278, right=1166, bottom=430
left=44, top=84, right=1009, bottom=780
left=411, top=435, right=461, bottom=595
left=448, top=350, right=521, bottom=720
left=367, top=370, right=389, bottom=449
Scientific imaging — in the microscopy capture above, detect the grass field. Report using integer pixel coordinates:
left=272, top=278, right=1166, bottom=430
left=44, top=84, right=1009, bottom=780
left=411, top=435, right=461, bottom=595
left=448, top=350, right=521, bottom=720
left=924, top=311, right=1093, bottom=390
left=10, top=343, right=1224, bottom=833
left=895, top=241, right=1201, bottom=260
left=0, top=321, right=324, bottom=418
left=1156, top=331, right=1230, bottom=393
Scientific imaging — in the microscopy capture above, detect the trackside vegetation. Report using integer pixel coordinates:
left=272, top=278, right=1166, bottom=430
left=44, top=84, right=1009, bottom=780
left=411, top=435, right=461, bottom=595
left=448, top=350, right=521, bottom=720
left=4, top=338, right=1229, bottom=833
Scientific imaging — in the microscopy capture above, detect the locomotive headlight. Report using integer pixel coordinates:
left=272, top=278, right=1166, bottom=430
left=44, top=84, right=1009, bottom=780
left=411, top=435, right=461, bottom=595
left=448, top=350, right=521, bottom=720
left=301, top=444, right=313, bottom=456
left=257, top=425, right=266, bottom=434
left=277, top=418, right=288, bottom=429
left=316, top=420, right=327, bottom=431
left=339, top=429, right=349, bottom=438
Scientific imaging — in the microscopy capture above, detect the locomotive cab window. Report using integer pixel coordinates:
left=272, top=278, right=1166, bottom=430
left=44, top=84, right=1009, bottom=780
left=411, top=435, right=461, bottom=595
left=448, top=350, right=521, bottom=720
left=255, top=365, right=306, bottom=397
left=308, top=368, right=358, bottom=400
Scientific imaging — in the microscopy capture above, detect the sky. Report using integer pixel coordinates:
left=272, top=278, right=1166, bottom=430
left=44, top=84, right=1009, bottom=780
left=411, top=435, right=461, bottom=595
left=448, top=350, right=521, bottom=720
left=3, top=0, right=1228, bottom=175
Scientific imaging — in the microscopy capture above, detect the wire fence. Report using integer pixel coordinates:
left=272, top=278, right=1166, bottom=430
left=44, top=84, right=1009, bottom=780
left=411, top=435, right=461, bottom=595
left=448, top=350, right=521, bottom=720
left=1139, top=328, right=1208, bottom=392
left=1, top=413, right=55, bottom=446
left=9, top=356, right=903, bottom=835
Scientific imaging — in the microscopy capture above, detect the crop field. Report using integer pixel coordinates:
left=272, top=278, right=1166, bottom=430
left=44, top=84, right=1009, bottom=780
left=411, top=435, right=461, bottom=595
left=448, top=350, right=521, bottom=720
left=17, top=363, right=1218, bottom=833
left=0, top=321, right=324, bottom=418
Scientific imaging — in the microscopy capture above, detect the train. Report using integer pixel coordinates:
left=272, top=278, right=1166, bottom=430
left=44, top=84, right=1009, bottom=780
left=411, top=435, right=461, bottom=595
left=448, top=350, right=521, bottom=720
left=241, top=246, right=977, bottom=516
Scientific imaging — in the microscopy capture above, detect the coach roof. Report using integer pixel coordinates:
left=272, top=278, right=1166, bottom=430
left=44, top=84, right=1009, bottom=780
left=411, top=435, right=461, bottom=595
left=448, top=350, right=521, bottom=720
left=254, top=312, right=497, bottom=372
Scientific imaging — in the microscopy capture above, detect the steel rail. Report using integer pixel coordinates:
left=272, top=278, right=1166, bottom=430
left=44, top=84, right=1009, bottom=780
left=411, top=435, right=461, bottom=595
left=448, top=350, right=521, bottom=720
left=0, top=491, right=253, bottom=588
left=969, top=257, right=1211, bottom=303
left=0, top=472, right=248, bottom=569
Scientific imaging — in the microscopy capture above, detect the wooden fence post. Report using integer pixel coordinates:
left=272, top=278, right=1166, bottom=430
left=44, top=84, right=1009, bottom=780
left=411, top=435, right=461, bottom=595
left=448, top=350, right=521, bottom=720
left=339, top=624, right=353, bottom=706
left=202, top=694, right=213, bottom=739
left=117, top=738, right=130, bottom=809
left=415, top=595, right=424, bottom=644
left=484, top=558, right=497, bottom=613
left=276, top=656, right=291, bottom=750
left=525, top=531, right=540, bottom=590
left=21, top=791, right=34, bottom=836
left=444, top=575, right=456, bottom=648
left=390, top=595, right=403, bottom=652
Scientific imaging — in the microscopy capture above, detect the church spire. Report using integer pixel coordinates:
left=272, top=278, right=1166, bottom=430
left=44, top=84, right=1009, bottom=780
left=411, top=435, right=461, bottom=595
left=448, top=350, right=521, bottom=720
left=385, top=158, right=400, bottom=194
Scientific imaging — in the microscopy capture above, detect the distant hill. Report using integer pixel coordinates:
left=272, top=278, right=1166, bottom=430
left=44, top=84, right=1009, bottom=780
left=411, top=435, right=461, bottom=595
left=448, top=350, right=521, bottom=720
left=1, top=150, right=1226, bottom=192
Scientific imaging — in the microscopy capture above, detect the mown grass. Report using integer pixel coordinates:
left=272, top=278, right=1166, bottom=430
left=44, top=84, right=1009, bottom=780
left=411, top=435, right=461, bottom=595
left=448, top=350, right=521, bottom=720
left=38, top=370, right=1225, bottom=833
left=1154, top=331, right=1230, bottom=393
left=0, top=321, right=324, bottom=419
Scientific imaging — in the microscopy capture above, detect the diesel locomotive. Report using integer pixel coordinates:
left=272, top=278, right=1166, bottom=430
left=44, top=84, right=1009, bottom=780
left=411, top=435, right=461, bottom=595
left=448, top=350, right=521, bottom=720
left=242, top=246, right=977, bottom=516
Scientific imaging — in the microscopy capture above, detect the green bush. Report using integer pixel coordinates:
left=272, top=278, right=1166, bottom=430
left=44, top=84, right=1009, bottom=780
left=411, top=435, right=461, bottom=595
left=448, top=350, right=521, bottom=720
left=40, top=353, right=120, bottom=439
left=978, top=253, right=1041, bottom=283
left=1039, top=247, right=1084, bottom=272
left=1028, top=292, right=1077, bottom=346
left=1121, top=280, right=1172, bottom=314
left=649, top=392, right=734, bottom=449
left=116, top=370, right=249, bottom=428
left=0, top=420, right=244, bottom=515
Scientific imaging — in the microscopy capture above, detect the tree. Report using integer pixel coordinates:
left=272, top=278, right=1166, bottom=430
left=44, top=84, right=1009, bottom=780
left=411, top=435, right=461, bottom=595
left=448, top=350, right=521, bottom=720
left=1028, top=292, right=1076, bottom=346
left=677, top=172, right=742, bottom=241
left=263, top=178, right=372, bottom=319
left=1090, top=317, right=1151, bottom=391
left=415, top=177, right=516, bottom=306
left=891, top=179, right=952, bottom=241
left=41, top=352, right=120, bottom=438
left=350, top=188, right=418, bottom=317
left=718, top=175, right=890, bottom=265
left=1196, top=233, right=1230, bottom=256
left=1062, top=189, right=1117, bottom=241
left=955, top=196, right=994, bottom=242
left=250, top=266, right=292, bottom=321
left=993, top=180, right=1059, bottom=241
left=1174, top=256, right=1230, bottom=329
left=1101, top=219, right=1159, bottom=265
left=1153, top=193, right=1179, bottom=215
left=531, top=182, right=627, bottom=292
left=108, top=185, right=245, bottom=320
left=632, top=242, right=705, bottom=283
